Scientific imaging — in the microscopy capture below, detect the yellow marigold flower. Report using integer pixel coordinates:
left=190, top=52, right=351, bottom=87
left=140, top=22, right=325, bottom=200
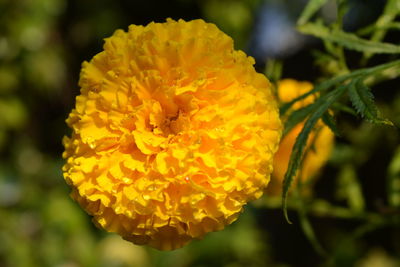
left=62, top=19, right=282, bottom=250
left=266, top=79, right=334, bottom=195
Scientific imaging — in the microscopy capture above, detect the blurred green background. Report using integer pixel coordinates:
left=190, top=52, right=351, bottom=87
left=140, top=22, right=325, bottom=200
left=0, top=0, right=399, bottom=266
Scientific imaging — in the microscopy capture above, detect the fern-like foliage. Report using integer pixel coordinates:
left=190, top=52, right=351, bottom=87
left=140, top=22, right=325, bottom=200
left=281, top=0, right=400, bottom=226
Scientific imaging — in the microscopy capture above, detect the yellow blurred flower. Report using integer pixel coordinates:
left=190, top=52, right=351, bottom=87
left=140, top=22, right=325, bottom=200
left=266, top=79, right=334, bottom=195
left=62, top=19, right=282, bottom=250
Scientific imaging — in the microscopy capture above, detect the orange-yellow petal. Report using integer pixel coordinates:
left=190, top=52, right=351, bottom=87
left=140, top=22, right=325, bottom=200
left=62, top=18, right=282, bottom=250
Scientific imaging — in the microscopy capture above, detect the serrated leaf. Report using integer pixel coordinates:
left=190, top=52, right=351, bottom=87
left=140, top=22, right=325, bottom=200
left=280, top=59, right=400, bottom=116
left=322, top=112, right=341, bottom=136
left=282, top=86, right=347, bottom=223
left=297, top=0, right=329, bottom=25
left=348, top=79, right=394, bottom=126
left=348, top=79, right=377, bottom=116
left=298, top=23, right=400, bottom=54
left=283, top=103, right=316, bottom=136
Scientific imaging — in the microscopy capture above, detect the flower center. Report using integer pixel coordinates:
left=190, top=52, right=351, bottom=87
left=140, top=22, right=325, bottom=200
left=159, top=111, right=186, bottom=136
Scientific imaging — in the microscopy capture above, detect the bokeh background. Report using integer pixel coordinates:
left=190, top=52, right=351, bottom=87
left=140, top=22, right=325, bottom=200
left=1, top=0, right=399, bottom=266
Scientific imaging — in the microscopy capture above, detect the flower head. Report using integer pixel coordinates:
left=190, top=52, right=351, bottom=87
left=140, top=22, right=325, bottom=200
left=266, top=79, right=334, bottom=195
left=62, top=19, right=282, bottom=250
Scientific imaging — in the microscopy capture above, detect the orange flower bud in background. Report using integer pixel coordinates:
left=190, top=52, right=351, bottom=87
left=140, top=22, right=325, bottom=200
left=266, top=79, right=335, bottom=196
left=62, top=19, right=282, bottom=250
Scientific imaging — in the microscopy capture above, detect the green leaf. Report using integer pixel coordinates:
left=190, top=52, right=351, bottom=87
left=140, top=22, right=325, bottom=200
left=282, top=104, right=316, bottom=136
left=282, top=86, right=347, bottom=223
left=371, top=0, right=400, bottom=39
left=348, top=79, right=393, bottom=126
left=361, top=0, right=400, bottom=63
left=348, top=80, right=376, bottom=116
left=331, top=102, right=357, bottom=115
left=298, top=23, right=400, bottom=54
left=297, top=0, right=329, bottom=25
left=280, top=59, right=400, bottom=115
left=322, top=112, right=341, bottom=137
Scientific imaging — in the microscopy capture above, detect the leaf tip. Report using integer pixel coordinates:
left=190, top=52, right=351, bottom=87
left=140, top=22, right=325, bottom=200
left=282, top=193, right=293, bottom=224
